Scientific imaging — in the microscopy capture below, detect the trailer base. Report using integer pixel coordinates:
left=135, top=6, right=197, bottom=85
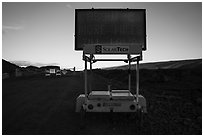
left=76, top=90, right=147, bottom=113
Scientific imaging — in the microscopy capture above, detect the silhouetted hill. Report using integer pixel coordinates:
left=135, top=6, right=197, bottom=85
left=26, top=66, right=40, bottom=70
left=104, top=59, right=202, bottom=70
left=2, top=59, right=20, bottom=74
left=11, top=60, right=59, bottom=68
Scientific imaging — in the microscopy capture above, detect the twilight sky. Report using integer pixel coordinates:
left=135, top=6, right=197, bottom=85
left=2, top=2, right=202, bottom=70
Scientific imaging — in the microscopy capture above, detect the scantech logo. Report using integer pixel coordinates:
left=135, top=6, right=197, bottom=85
left=95, top=45, right=129, bottom=54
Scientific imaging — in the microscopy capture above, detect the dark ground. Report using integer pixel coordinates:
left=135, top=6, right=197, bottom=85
left=2, top=68, right=202, bottom=135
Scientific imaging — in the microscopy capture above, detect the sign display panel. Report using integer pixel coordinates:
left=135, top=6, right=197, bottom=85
left=75, top=9, right=146, bottom=52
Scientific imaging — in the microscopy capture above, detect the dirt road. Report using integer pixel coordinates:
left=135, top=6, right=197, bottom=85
left=2, top=71, right=202, bottom=135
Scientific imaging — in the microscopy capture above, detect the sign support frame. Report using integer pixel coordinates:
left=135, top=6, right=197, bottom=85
left=82, top=51, right=142, bottom=104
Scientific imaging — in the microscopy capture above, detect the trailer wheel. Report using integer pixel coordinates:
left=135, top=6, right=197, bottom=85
left=136, top=108, right=144, bottom=130
left=139, top=109, right=144, bottom=128
left=80, top=106, right=86, bottom=128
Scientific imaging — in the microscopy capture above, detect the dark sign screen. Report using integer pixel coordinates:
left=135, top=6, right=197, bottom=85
left=75, top=9, right=146, bottom=51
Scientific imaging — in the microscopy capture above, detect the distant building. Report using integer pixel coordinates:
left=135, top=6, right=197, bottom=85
left=40, top=66, right=60, bottom=76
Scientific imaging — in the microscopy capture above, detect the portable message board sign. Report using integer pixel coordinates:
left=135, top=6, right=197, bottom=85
left=75, top=9, right=146, bottom=53
left=75, top=9, right=148, bottom=126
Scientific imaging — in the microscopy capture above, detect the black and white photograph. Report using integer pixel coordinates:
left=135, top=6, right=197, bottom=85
left=2, top=2, right=202, bottom=135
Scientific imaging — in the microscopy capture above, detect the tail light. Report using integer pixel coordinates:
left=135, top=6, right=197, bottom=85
left=88, top=104, right=94, bottom=110
left=129, top=104, right=135, bottom=110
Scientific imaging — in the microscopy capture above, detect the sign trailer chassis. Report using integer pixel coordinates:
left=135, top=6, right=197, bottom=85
left=76, top=50, right=147, bottom=126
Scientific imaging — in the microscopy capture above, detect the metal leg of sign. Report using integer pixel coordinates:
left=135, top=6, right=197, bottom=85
left=89, top=56, right=92, bottom=93
left=80, top=106, right=86, bottom=128
left=136, top=56, right=140, bottom=104
left=128, top=54, right=131, bottom=95
left=84, top=57, right=88, bottom=102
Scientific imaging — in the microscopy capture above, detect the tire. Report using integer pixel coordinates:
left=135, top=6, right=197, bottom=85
left=80, top=106, right=86, bottom=128
left=137, top=108, right=144, bottom=130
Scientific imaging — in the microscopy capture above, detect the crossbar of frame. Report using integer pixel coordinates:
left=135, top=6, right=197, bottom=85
left=83, top=53, right=141, bottom=104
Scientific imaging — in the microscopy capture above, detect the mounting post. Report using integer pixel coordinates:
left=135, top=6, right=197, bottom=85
left=84, top=53, right=88, bottom=102
left=128, top=54, right=131, bottom=95
left=136, top=56, right=140, bottom=103
left=89, top=54, right=93, bottom=93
